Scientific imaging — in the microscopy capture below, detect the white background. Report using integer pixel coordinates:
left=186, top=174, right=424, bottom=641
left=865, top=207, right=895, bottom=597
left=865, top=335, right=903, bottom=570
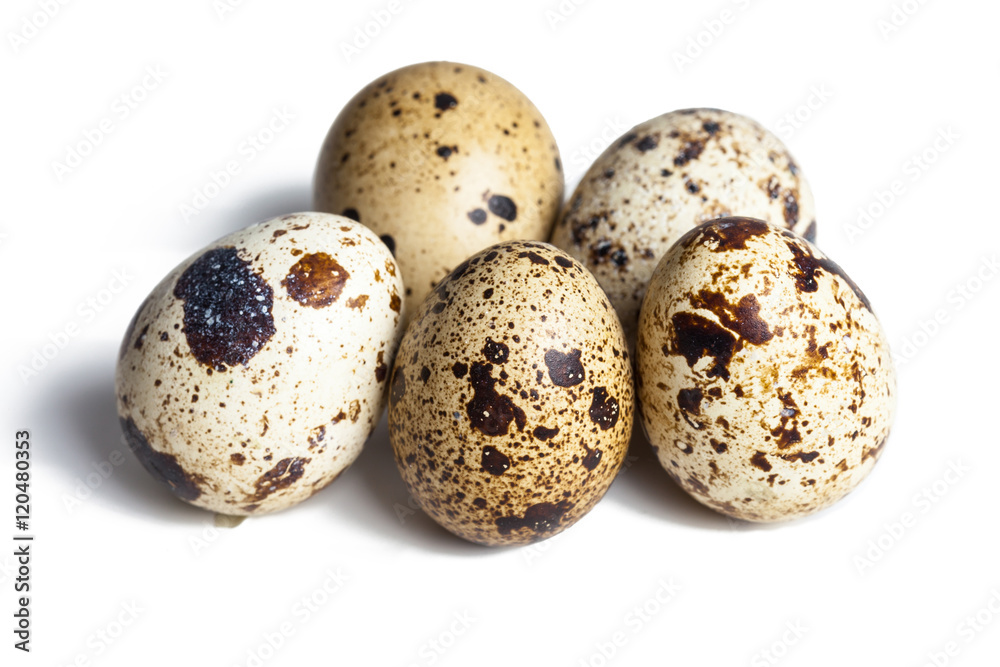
left=3, top=0, right=999, bottom=665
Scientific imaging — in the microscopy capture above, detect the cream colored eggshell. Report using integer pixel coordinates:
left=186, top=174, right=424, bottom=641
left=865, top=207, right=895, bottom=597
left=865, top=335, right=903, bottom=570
left=115, top=213, right=405, bottom=515
left=636, top=218, right=895, bottom=522
left=313, top=61, right=564, bottom=321
left=550, top=108, right=816, bottom=348
left=388, top=241, right=633, bottom=546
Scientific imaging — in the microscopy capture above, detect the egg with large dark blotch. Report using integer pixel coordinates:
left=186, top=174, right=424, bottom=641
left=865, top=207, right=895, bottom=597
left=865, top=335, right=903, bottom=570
left=637, top=217, right=895, bottom=522
left=115, top=213, right=405, bottom=515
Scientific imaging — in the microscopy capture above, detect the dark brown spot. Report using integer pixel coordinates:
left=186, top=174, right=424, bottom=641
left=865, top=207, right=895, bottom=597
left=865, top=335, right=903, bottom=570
left=783, top=190, right=800, bottom=226
left=674, top=139, right=704, bottom=166
left=617, top=133, right=638, bottom=149
left=677, top=388, right=703, bottom=415
left=282, top=252, right=350, bottom=308
left=436, top=145, right=454, bottom=159
left=483, top=288, right=494, bottom=299
left=554, top=255, right=573, bottom=268
left=174, top=247, right=275, bottom=371
left=466, top=363, right=526, bottom=437
left=636, top=135, right=658, bottom=152
left=690, top=290, right=773, bottom=344
left=119, top=417, right=203, bottom=501
left=863, top=436, right=889, bottom=462
left=710, top=439, right=728, bottom=454
left=544, top=348, right=585, bottom=387
left=435, top=92, right=457, bottom=111
left=532, top=426, right=559, bottom=441
left=390, top=365, right=406, bottom=403
left=682, top=217, right=770, bottom=252
left=468, top=208, right=488, bottom=225
left=482, top=338, right=509, bottom=364
left=518, top=251, right=549, bottom=265
left=342, top=208, right=360, bottom=222
left=249, top=457, right=310, bottom=502
left=750, top=451, right=772, bottom=472
left=473, top=497, right=487, bottom=509
left=582, top=446, right=602, bottom=471
left=495, top=500, right=573, bottom=536
left=481, top=446, right=510, bottom=475
left=703, top=121, right=720, bottom=135
left=488, top=195, right=517, bottom=222
left=670, top=312, right=736, bottom=381
left=420, top=366, right=430, bottom=383
left=785, top=241, right=872, bottom=311
left=452, top=361, right=468, bottom=379
left=230, top=453, right=245, bottom=465
left=389, top=291, right=401, bottom=313
left=133, top=324, right=149, bottom=350
left=783, top=451, right=820, bottom=463
left=589, top=387, right=620, bottom=431
left=375, top=350, right=388, bottom=382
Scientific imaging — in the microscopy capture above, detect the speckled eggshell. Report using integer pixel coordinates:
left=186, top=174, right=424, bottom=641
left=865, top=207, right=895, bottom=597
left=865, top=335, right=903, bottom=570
left=388, top=241, right=633, bottom=546
left=636, top=218, right=895, bottom=522
left=313, top=61, right=564, bottom=320
left=115, top=213, right=405, bottom=515
left=551, top=108, right=816, bottom=348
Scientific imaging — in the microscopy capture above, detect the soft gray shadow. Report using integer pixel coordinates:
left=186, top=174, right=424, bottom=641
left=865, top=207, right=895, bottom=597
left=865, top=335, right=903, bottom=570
left=171, top=181, right=314, bottom=249
left=326, top=414, right=497, bottom=556
left=606, top=420, right=785, bottom=532
left=53, top=356, right=207, bottom=523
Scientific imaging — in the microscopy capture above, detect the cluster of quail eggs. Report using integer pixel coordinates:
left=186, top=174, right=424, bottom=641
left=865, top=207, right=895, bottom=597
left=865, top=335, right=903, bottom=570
left=116, top=61, right=895, bottom=545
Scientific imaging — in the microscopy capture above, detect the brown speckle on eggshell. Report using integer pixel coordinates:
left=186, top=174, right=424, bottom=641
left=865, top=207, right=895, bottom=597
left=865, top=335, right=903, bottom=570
left=636, top=217, right=895, bottom=522
left=550, top=109, right=817, bottom=350
left=115, top=213, right=406, bottom=515
left=388, top=241, right=633, bottom=546
left=313, top=61, right=564, bottom=322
